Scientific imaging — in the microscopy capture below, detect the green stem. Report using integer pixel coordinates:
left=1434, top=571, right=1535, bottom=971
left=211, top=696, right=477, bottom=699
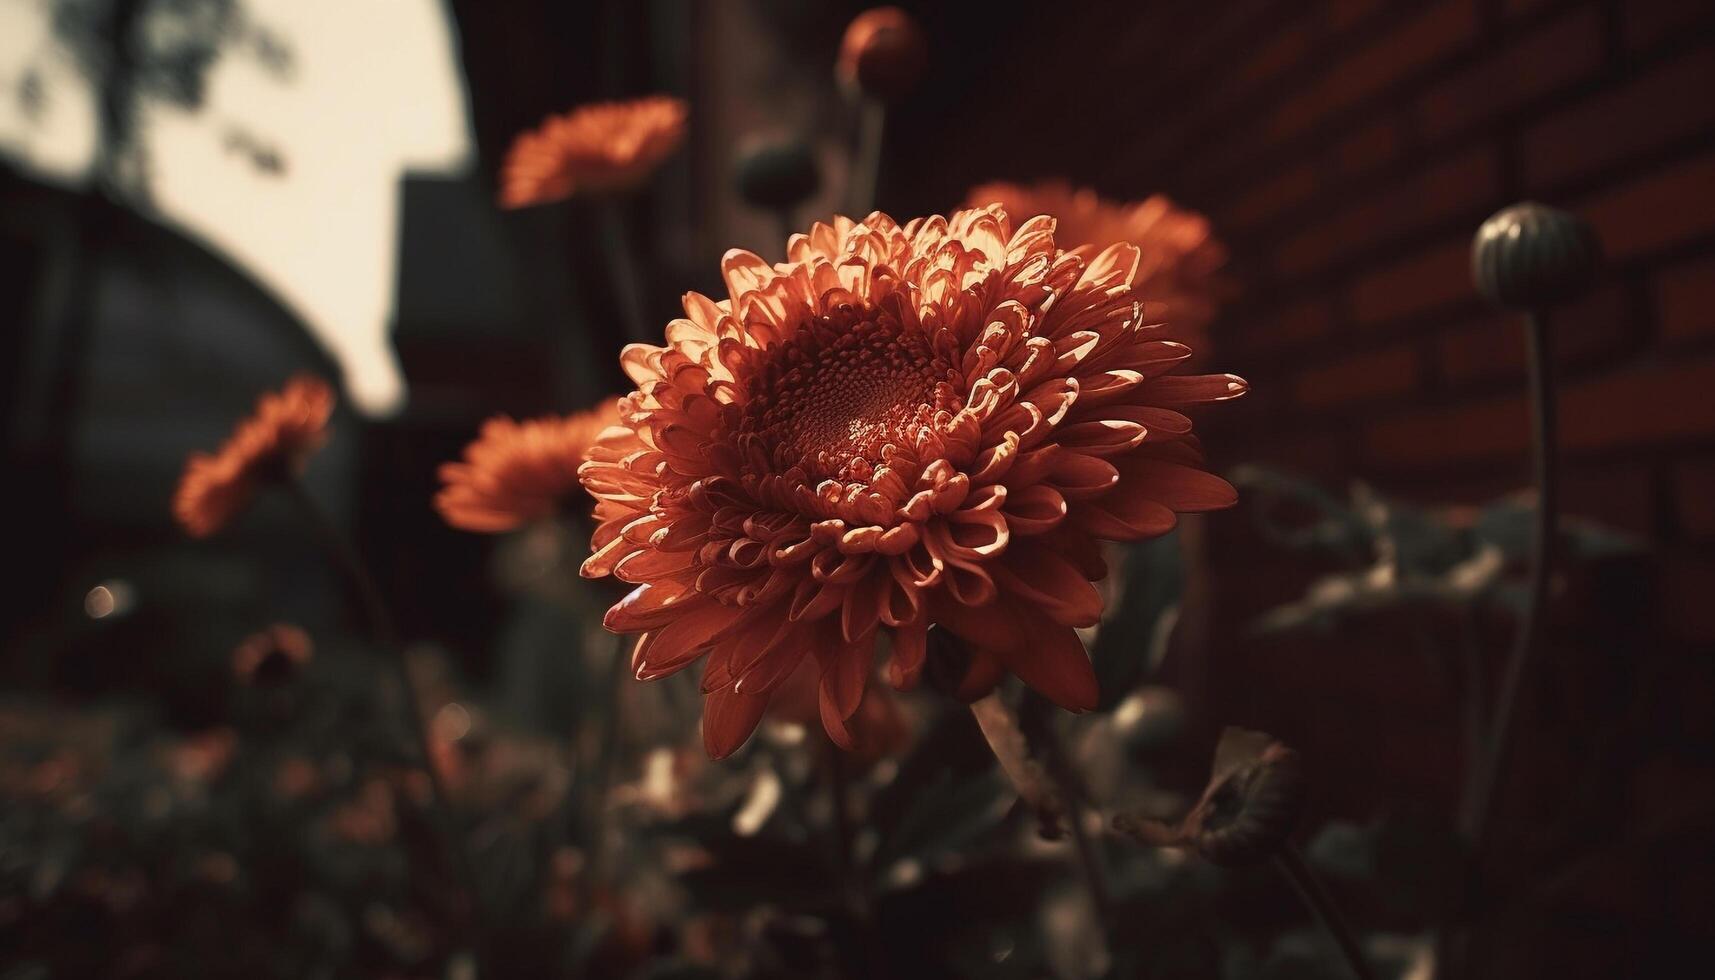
left=598, top=199, right=650, bottom=345
left=1274, top=846, right=1378, bottom=980
left=847, top=98, right=885, bottom=215
left=825, top=742, right=886, bottom=980
left=585, top=631, right=630, bottom=888
left=1463, top=312, right=1558, bottom=844
left=282, top=477, right=486, bottom=964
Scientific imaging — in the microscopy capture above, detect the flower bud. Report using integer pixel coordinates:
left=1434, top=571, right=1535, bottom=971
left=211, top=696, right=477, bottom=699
left=1472, top=202, right=1600, bottom=310
left=1189, top=735, right=1304, bottom=867
left=1112, top=727, right=1305, bottom=867
left=735, top=136, right=820, bottom=211
left=837, top=7, right=927, bottom=102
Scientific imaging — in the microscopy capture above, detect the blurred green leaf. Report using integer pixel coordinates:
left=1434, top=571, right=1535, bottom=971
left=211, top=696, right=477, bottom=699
left=1092, top=533, right=1184, bottom=708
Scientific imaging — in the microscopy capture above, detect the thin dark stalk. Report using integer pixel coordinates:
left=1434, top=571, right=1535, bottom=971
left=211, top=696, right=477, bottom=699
left=847, top=99, right=886, bottom=215
left=825, top=744, right=885, bottom=980
left=1037, top=719, right=1114, bottom=927
left=974, top=695, right=1113, bottom=930
left=598, top=199, right=650, bottom=345
left=1459, top=600, right=1488, bottom=775
left=1060, top=774, right=1114, bottom=925
left=283, top=478, right=395, bottom=646
left=1274, top=847, right=1378, bottom=980
left=585, top=631, right=631, bottom=888
left=1463, top=312, right=1558, bottom=845
left=969, top=694, right=1063, bottom=835
left=827, top=744, right=858, bottom=885
left=281, top=478, right=486, bottom=961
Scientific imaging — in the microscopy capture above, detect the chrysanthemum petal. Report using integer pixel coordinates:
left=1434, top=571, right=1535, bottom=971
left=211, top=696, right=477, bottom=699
left=702, top=686, right=769, bottom=759
left=993, top=619, right=1098, bottom=713
left=581, top=205, right=1244, bottom=757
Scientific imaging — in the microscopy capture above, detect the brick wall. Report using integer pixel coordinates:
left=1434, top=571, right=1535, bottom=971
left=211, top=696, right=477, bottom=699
left=893, top=0, right=1715, bottom=857
left=899, top=0, right=1715, bottom=639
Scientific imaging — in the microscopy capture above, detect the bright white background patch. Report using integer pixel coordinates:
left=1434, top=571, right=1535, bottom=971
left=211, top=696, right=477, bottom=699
left=0, top=0, right=476, bottom=415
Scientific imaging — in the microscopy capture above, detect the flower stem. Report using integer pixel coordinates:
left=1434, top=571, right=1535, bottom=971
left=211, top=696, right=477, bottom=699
left=598, top=199, right=650, bottom=345
left=1274, top=846, right=1378, bottom=980
left=282, top=477, right=486, bottom=963
left=847, top=98, right=886, bottom=215
left=969, top=694, right=1064, bottom=836
left=1462, top=311, right=1558, bottom=846
left=1459, top=601, right=1488, bottom=781
left=1058, top=758, right=1114, bottom=926
left=584, top=630, right=630, bottom=889
left=973, top=694, right=1114, bottom=930
left=824, top=742, right=886, bottom=980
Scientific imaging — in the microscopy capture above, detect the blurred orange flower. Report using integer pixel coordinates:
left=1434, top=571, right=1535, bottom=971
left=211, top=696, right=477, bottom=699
left=966, top=181, right=1227, bottom=347
left=436, top=399, right=622, bottom=532
left=167, top=728, right=237, bottom=783
left=174, top=375, right=334, bottom=538
left=327, top=776, right=398, bottom=845
left=837, top=7, right=927, bottom=101
left=231, top=623, right=314, bottom=686
left=581, top=207, right=1246, bottom=757
left=498, top=95, right=687, bottom=208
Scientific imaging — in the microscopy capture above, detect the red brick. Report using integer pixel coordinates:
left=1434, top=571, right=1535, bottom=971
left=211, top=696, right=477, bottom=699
left=1418, top=6, right=1605, bottom=139
left=1582, top=151, right=1715, bottom=260
left=1673, top=457, right=1715, bottom=536
left=1503, top=0, right=1553, bottom=18
left=1624, top=0, right=1715, bottom=51
left=1333, top=119, right=1404, bottom=179
left=1192, top=20, right=1318, bottom=129
left=1661, top=556, right=1715, bottom=642
left=1328, top=0, right=1382, bottom=32
left=1436, top=286, right=1633, bottom=383
left=1163, top=0, right=1276, bottom=80
left=1294, top=345, right=1421, bottom=408
left=1272, top=225, right=1344, bottom=278
left=1362, top=394, right=1530, bottom=467
left=1242, top=298, right=1336, bottom=354
left=1366, top=356, right=1715, bottom=467
left=1437, top=312, right=1523, bottom=383
left=1266, top=0, right=1479, bottom=142
left=1234, top=24, right=1313, bottom=90
left=1657, top=252, right=1715, bottom=340
left=1522, top=47, right=1715, bottom=190
left=1222, top=163, right=1319, bottom=228
left=1277, top=147, right=1500, bottom=277
left=1560, top=464, right=1657, bottom=536
left=1561, top=357, right=1715, bottom=451
left=1348, top=239, right=1475, bottom=325
left=1230, top=431, right=1345, bottom=476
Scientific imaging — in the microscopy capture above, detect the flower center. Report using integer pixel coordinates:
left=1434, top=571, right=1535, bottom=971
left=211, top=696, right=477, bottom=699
left=739, top=308, right=961, bottom=485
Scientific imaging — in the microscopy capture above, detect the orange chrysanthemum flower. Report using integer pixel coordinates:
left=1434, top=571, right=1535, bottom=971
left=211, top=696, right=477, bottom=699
left=966, top=181, right=1227, bottom=348
left=436, top=399, right=623, bottom=532
left=580, top=207, right=1247, bottom=758
left=498, top=96, right=688, bottom=208
left=174, top=375, right=334, bottom=538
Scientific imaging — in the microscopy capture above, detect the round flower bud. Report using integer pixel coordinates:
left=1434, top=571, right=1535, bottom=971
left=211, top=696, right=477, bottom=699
left=735, top=136, right=820, bottom=211
left=1471, top=202, right=1601, bottom=311
left=837, top=7, right=927, bottom=102
left=1189, top=738, right=1304, bottom=867
left=1111, top=728, right=1305, bottom=867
